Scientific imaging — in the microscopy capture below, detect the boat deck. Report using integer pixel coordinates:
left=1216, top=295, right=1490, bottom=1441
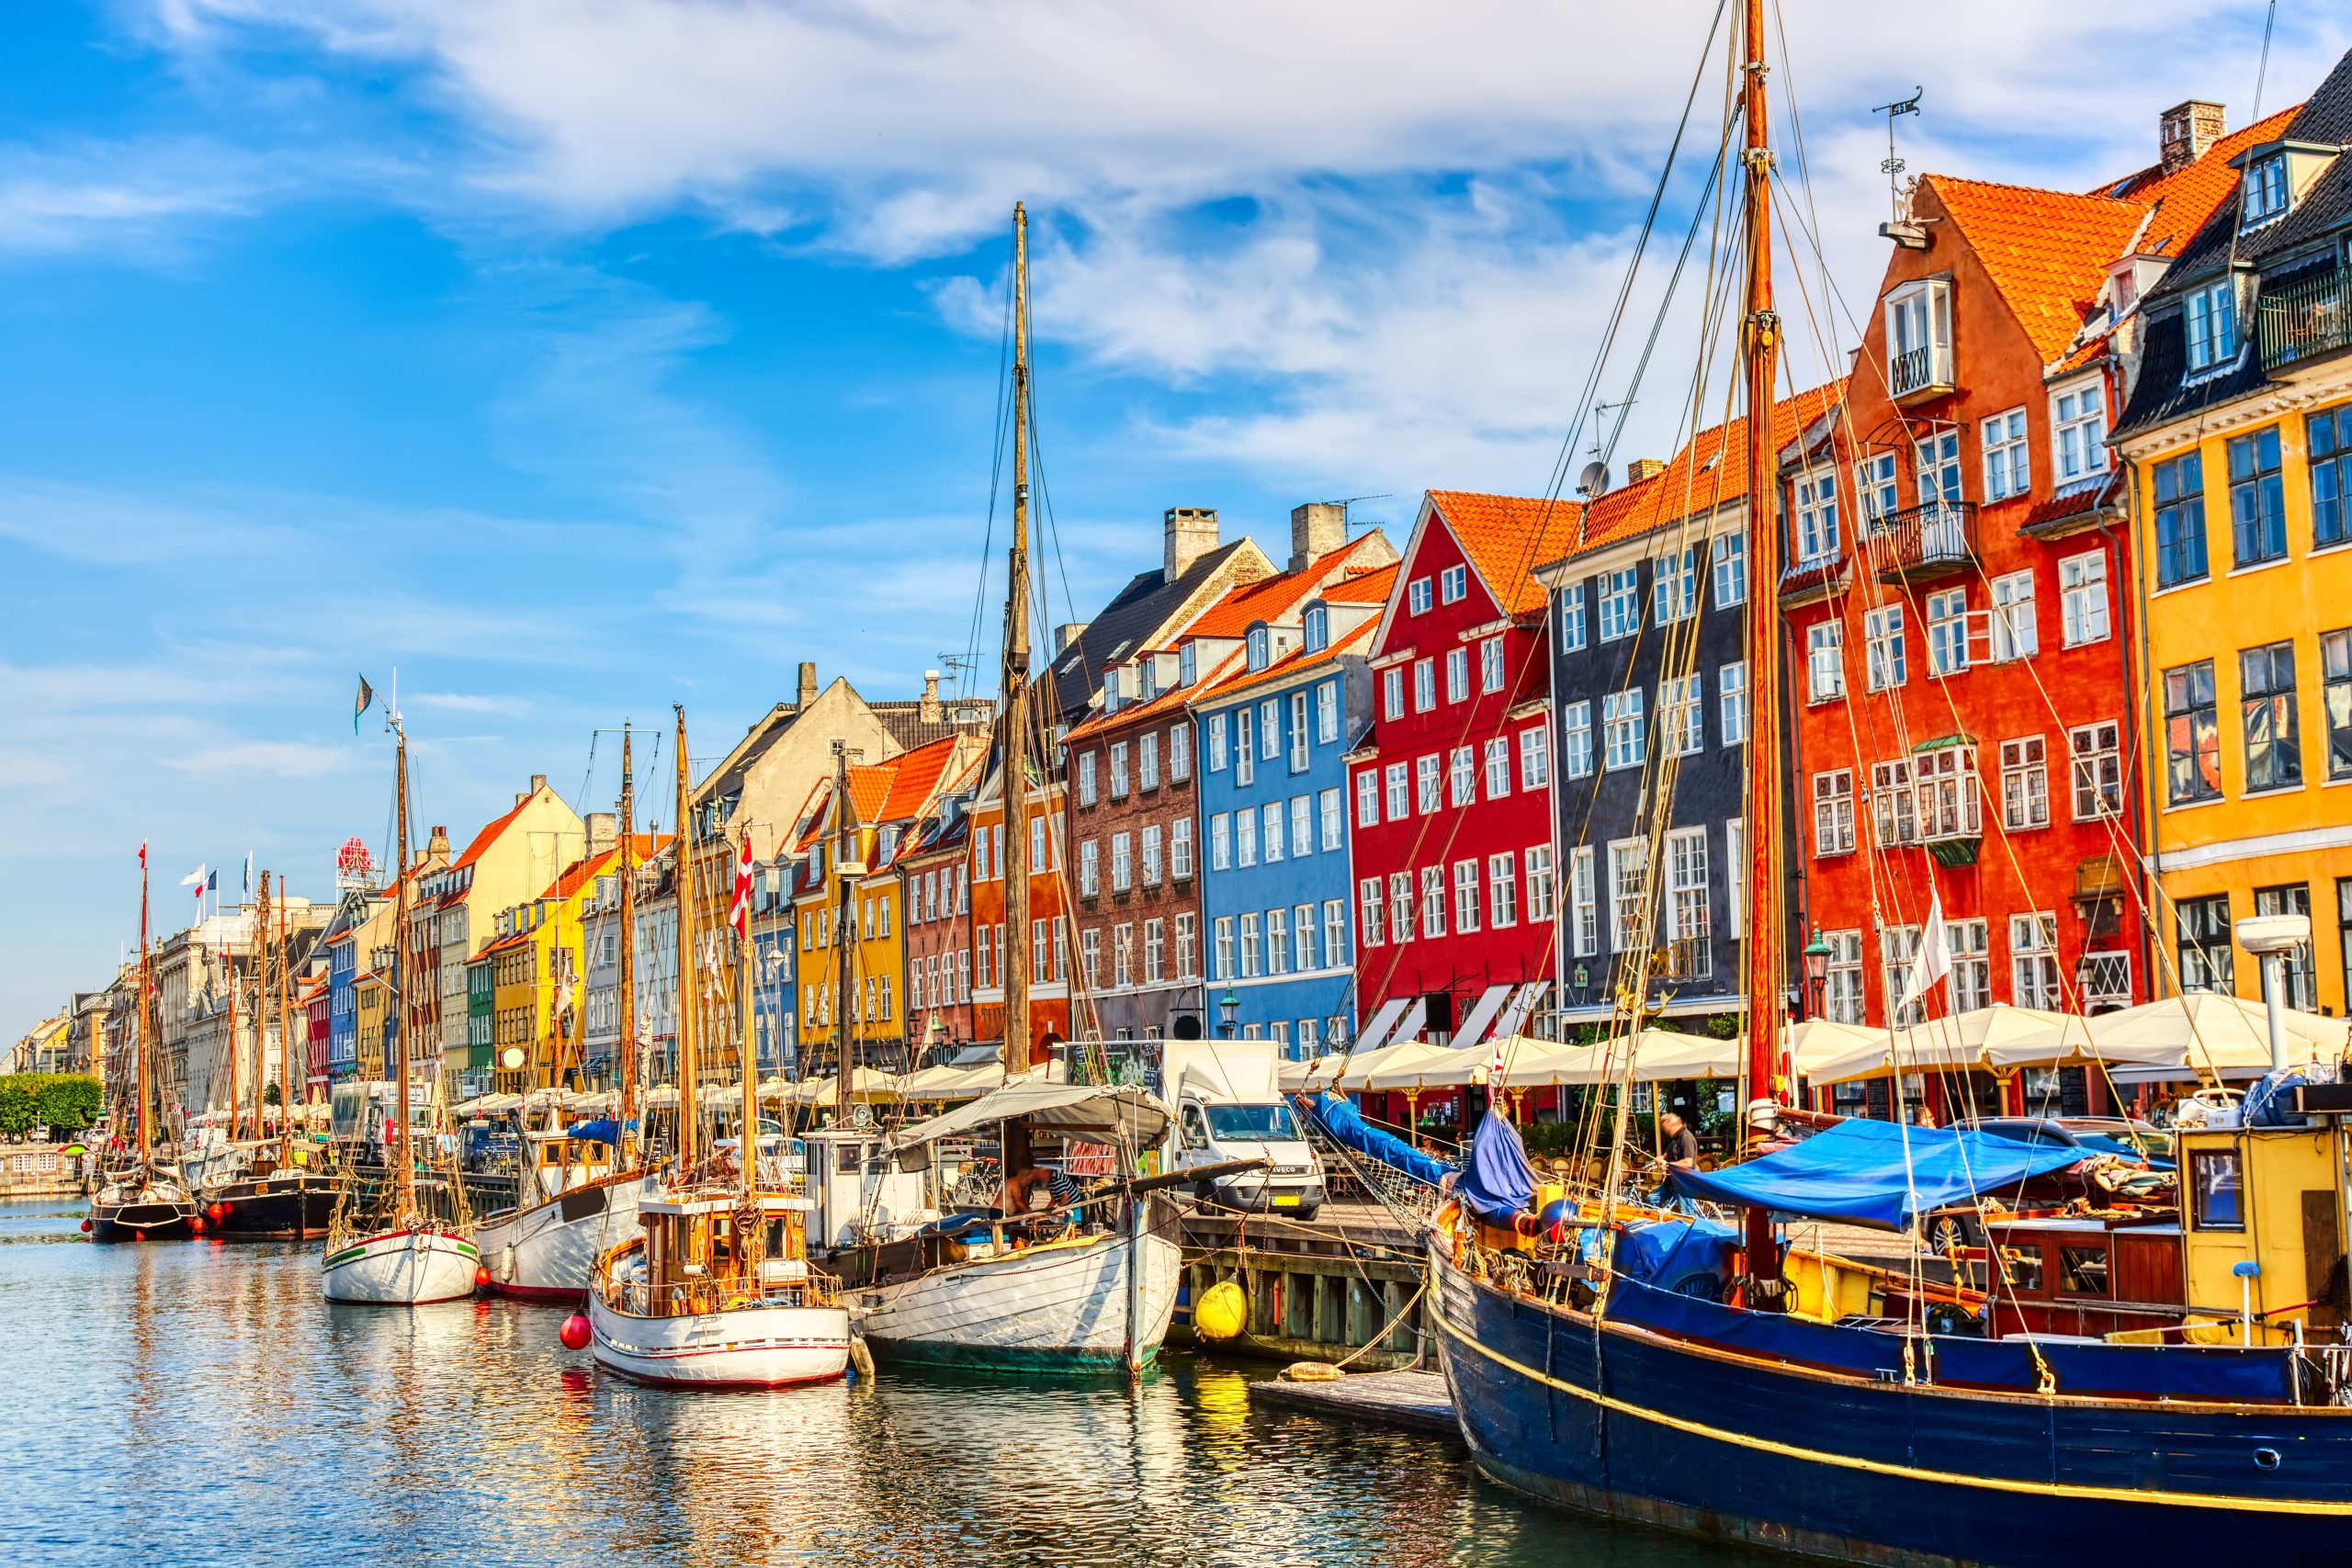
left=1249, top=1369, right=1459, bottom=1439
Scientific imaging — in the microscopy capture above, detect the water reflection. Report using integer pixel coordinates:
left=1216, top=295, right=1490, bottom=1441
left=7, top=1200, right=1763, bottom=1567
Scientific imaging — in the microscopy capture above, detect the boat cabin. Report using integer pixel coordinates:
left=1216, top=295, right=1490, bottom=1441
left=1979, top=1214, right=2186, bottom=1338
left=2175, top=1119, right=2348, bottom=1345
left=629, top=1190, right=824, bottom=1315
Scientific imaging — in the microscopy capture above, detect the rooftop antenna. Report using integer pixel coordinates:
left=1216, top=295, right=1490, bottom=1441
left=1327, top=494, right=1393, bottom=531
left=1589, top=398, right=1634, bottom=458
left=1875, top=87, right=1924, bottom=230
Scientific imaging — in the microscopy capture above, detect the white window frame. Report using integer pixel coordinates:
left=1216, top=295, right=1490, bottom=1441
left=2059, top=548, right=2110, bottom=647
left=1990, top=570, right=2038, bottom=661
left=1563, top=700, right=1594, bottom=778
left=1806, top=621, right=1844, bottom=702
left=1981, top=407, right=2030, bottom=501
left=1813, top=769, right=1856, bottom=855
left=2050, top=376, right=2109, bottom=486
left=1999, top=736, right=2050, bottom=831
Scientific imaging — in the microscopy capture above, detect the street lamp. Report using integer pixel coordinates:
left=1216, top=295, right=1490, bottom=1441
left=1802, top=933, right=1834, bottom=1021
left=1216, top=990, right=1239, bottom=1040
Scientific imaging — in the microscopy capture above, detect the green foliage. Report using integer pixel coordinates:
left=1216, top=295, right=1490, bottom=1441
left=0, top=1074, right=102, bottom=1136
left=265, top=1083, right=282, bottom=1107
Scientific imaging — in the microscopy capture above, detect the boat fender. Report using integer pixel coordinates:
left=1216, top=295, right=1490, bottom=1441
left=558, top=1314, right=592, bottom=1351
left=1281, top=1361, right=1342, bottom=1382
left=1194, top=1280, right=1249, bottom=1341
left=849, top=1337, right=876, bottom=1381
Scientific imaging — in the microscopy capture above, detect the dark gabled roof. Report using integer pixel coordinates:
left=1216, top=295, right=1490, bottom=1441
left=1043, top=538, right=1263, bottom=726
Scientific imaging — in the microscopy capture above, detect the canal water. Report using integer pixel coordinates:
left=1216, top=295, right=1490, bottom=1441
left=8, top=1199, right=1759, bottom=1566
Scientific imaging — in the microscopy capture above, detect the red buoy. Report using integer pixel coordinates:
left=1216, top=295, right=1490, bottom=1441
left=209, top=1202, right=226, bottom=1222
left=189, top=1216, right=206, bottom=1234
left=133, top=1230, right=147, bottom=1242
left=558, top=1314, right=592, bottom=1351
left=79, top=1218, right=92, bottom=1233
left=474, top=1266, right=492, bottom=1289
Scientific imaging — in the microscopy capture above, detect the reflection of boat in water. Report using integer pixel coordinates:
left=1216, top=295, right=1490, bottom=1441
left=585, top=706, right=849, bottom=1389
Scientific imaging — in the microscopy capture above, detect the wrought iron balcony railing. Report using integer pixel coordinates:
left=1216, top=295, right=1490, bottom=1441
left=1888, top=343, right=1954, bottom=402
left=1867, top=500, right=1977, bottom=584
left=2258, top=265, right=2352, bottom=370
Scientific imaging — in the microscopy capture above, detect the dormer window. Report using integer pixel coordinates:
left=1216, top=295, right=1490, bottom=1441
left=1303, top=604, right=1329, bottom=653
left=1178, top=643, right=1197, bottom=687
left=2242, top=154, right=2288, bottom=226
left=1102, top=669, right=1123, bottom=714
left=2185, top=279, right=2237, bottom=372
left=1245, top=625, right=1270, bottom=671
left=1139, top=660, right=1157, bottom=701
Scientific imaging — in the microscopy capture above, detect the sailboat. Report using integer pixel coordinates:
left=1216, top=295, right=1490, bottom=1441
left=88, top=844, right=198, bottom=1243
left=584, top=705, right=850, bottom=1387
left=1423, top=4, right=2352, bottom=1561
left=812, top=204, right=1185, bottom=1374
left=321, top=705, right=480, bottom=1303
left=207, top=870, right=342, bottom=1239
left=476, top=725, right=662, bottom=1301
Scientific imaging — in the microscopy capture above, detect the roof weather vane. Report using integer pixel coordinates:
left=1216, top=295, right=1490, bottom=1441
left=1876, top=87, right=1924, bottom=225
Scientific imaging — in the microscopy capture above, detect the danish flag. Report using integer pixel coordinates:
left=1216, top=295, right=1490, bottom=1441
left=729, top=833, right=754, bottom=938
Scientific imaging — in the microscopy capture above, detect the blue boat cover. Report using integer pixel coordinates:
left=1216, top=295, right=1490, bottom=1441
left=1605, top=1275, right=2293, bottom=1403
left=564, top=1118, right=633, bottom=1145
left=1615, top=1217, right=1738, bottom=1289
left=1667, top=1117, right=2085, bottom=1230
left=1297, top=1092, right=1455, bottom=1188
left=1456, top=1109, right=1536, bottom=1225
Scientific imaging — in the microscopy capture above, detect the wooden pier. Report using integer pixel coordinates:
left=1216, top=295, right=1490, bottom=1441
left=1176, top=1201, right=1431, bottom=1372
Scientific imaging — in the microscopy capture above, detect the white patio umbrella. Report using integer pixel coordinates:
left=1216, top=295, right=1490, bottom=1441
left=2087, top=992, right=2348, bottom=1082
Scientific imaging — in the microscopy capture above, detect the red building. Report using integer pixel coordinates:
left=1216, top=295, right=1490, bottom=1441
left=1780, top=111, right=2277, bottom=1118
left=966, top=770, right=1070, bottom=1066
left=301, top=972, right=331, bottom=1101
left=1349, top=491, right=1581, bottom=1064
left=899, top=810, right=974, bottom=1059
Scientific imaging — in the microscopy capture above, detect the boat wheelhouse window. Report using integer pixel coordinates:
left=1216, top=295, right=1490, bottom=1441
left=2058, top=1245, right=2110, bottom=1298
left=2189, top=1148, right=2245, bottom=1230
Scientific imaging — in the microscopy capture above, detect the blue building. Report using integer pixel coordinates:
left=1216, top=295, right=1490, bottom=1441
left=750, top=850, right=797, bottom=1075
left=1193, top=557, right=1396, bottom=1058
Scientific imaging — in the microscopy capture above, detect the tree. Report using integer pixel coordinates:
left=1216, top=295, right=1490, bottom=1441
left=0, top=1074, right=102, bottom=1136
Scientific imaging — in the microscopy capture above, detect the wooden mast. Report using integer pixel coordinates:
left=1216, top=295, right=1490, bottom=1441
left=277, top=886, right=297, bottom=1158
left=136, top=851, right=152, bottom=1159
left=737, top=824, right=760, bottom=1208
left=391, top=716, right=417, bottom=1219
left=617, top=724, right=639, bottom=1167
left=1737, top=0, right=1787, bottom=1292
left=672, top=705, right=700, bottom=1175
left=831, top=741, right=855, bottom=1125
left=1001, top=200, right=1034, bottom=1077
left=225, top=882, right=243, bottom=1143
left=251, top=871, right=270, bottom=1142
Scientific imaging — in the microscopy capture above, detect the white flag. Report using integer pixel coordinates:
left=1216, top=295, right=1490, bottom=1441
left=1897, top=890, right=1953, bottom=1015
left=179, top=863, right=207, bottom=889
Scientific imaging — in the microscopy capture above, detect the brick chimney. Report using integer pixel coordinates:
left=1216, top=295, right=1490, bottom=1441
left=1054, top=622, right=1089, bottom=655
left=2160, top=100, right=2225, bottom=174
left=1625, top=457, right=1667, bottom=483
left=427, top=825, right=450, bottom=860
left=1288, top=502, right=1348, bottom=570
left=1164, top=506, right=1220, bottom=581
left=585, top=812, right=618, bottom=854
left=920, top=670, right=942, bottom=724
left=797, top=660, right=819, bottom=708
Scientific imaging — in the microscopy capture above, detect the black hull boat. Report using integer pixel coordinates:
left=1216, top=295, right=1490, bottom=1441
left=207, top=1167, right=343, bottom=1240
left=89, top=1172, right=198, bottom=1243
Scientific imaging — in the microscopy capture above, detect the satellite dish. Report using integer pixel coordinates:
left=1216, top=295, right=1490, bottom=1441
left=499, top=1047, right=526, bottom=1070
left=1577, top=460, right=1612, bottom=499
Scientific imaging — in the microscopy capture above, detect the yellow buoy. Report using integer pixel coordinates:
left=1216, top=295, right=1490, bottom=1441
left=1193, top=1280, right=1249, bottom=1341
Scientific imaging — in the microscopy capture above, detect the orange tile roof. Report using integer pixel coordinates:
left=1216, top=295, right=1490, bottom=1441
left=1204, top=615, right=1380, bottom=703
left=1925, top=176, right=2153, bottom=365
left=875, top=734, right=977, bottom=821
left=2102, top=106, right=2301, bottom=257
left=452, top=791, right=538, bottom=870
left=1572, top=378, right=1847, bottom=555
left=480, top=928, right=533, bottom=956
left=1320, top=562, right=1399, bottom=604
left=1421, top=491, right=1584, bottom=616
left=1066, top=647, right=1242, bottom=741
left=1180, top=536, right=1386, bottom=640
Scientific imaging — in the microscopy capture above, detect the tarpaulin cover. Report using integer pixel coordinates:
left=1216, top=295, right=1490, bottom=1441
left=1298, top=1091, right=1455, bottom=1188
left=1614, top=1217, right=1737, bottom=1289
left=1456, top=1109, right=1535, bottom=1225
left=1605, top=1275, right=2294, bottom=1402
left=1666, top=1117, right=2085, bottom=1230
left=565, top=1118, right=631, bottom=1145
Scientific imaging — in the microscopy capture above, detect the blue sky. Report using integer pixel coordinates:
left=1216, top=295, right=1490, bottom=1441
left=4, top=0, right=2340, bottom=1033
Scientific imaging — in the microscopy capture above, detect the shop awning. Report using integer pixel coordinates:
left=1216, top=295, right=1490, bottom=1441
left=1353, top=996, right=1414, bottom=1054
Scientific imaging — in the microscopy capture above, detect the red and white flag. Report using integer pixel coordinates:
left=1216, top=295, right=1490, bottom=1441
left=729, top=834, right=754, bottom=938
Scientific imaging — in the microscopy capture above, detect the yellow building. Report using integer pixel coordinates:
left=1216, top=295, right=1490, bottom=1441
left=2114, top=99, right=2352, bottom=1015
left=482, top=845, right=623, bottom=1090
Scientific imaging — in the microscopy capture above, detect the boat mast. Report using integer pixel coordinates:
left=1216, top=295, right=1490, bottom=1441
left=617, top=725, right=639, bottom=1167
left=831, top=740, right=855, bottom=1125
left=252, top=871, right=270, bottom=1143
left=391, top=716, right=417, bottom=1219
left=225, top=884, right=242, bottom=1143
left=137, top=851, right=152, bottom=1159
left=738, top=826, right=760, bottom=1207
left=277, top=886, right=297, bottom=1159
left=672, top=705, right=700, bottom=1175
left=1001, top=200, right=1034, bottom=1077
left=1737, top=0, right=1786, bottom=1295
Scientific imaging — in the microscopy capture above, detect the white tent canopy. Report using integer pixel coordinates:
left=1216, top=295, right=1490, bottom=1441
left=886, top=1077, right=1172, bottom=1168
left=2087, top=993, right=2347, bottom=1082
left=1805, top=1005, right=2088, bottom=1087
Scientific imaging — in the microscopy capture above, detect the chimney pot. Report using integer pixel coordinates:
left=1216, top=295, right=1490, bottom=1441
left=1288, top=502, right=1348, bottom=570
left=1163, top=506, right=1220, bottom=581
left=920, top=670, right=942, bottom=724
left=2160, top=99, right=2225, bottom=174
left=1625, top=457, right=1667, bottom=483
left=797, top=661, right=819, bottom=708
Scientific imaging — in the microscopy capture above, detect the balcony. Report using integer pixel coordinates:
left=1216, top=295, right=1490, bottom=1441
left=1869, top=500, right=1977, bottom=586
left=2258, top=265, right=2352, bottom=371
left=1887, top=343, right=1954, bottom=406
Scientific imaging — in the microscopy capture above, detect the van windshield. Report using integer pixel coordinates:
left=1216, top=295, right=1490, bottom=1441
left=1205, top=1103, right=1297, bottom=1141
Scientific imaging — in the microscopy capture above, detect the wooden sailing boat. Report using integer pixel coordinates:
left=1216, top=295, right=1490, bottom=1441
left=88, top=843, right=198, bottom=1242
left=322, top=706, right=480, bottom=1303
left=584, top=705, right=849, bottom=1387
left=476, top=724, right=662, bottom=1301
left=816, top=204, right=1185, bottom=1373
left=208, top=871, right=343, bottom=1239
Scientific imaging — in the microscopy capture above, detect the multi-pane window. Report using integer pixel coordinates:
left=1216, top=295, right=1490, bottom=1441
left=1445, top=648, right=1469, bottom=704
left=1871, top=759, right=1917, bottom=846
left=1916, top=745, right=1981, bottom=841
left=1599, top=568, right=1640, bottom=641
left=1236, top=808, right=1257, bottom=867
left=1719, top=661, right=1747, bottom=745
left=1239, top=913, right=1261, bottom=978
left=1212, top=918, right=1234, bottom=981
left=2229, top=425, right=2286, bottom=567
left=1982, top=407, right=2029, bottom=500
left=1357, top=769, right=1379, bottom=827
left=2165, top=660, right=2222, bottom=805
left=1288, top=692, right=1310, bottom=771
left=1171, top=818, right=1193, bottom=879
left=1652, top=547, right=1697, bottom=626
left=2177, top=893, right=2232, bottom=992
left=1480, top=636, right=1506, bottom=694
left=1437, top=562, right=1466, bottom=604
left=2243, top=153, right=2288, bottom=224
left=2070, top=721, right=2122, bottom=818
left=2153, top=452, right=2209, bottom=588
left=1290, top=795, right=1311, bottom=858
left=1559, top=583, right=1588, bottom=649
left=1856, top=451, right=1900, bottom=522
left=1484, top=737, right=1510, bottom=798
left=1713, top=533, right=1747, bottom=607
left=1111, top=831, right=1133, bottom=892
left=1413, top=660, right=1435, bottom=713
left=1563, top=701, right=1594, bottom=778
left=1114, top=924, right=1133, bottom=989
left=2312, top=408, right=2352, bottom=549
left=1420, top=865, right=1446, bottom=939
left=1820, top=930, right=1863, bottom=1025
left=1567, top=846, right=1596, bottom=955
left=1110, top=742, right=1130, bottom=797
left=1661, top=674, right=1703, bottom=756
left=2255, top=885, right=2317, bottom=1010
left=1145, top=919, right=1165, bottom=984
left=1408, top=577, right=1433, bottom=615
left=1794, top=468, right=1840, bottom=564
left=2324, top=629, right=2352, bottom=780
left=1209, top=713, right=1229, bottom=772
left=1602, top=690, right=1646, bottom=770
left=1080, top=838, right=1101, bottom=897
left=1174, top=913, right=1195, bottom=979
left=1319, top=787, right=1342, bottom=851
left=1261, top=802, right=1283, bottom=864
left=2000, top=737, right=2049, bottom=830
left=1142, top=824, right=1162, bottom=886
left=1813, top=769, right=1856, bottom=855
left=1916, top=427, right=1962, bottom=508
left=1520, top=725, right=1550, bottom=789
left=1417, top=754, right=1442, bottom=813
left=1235, top=708, right=1254, bottom=785
left=2010, top=913, right=2062, bottom=1010
left=1664, top=828, right=1710, bottom=976
left=2241, top=640, right=2301, bottom=792
left=1170, top=723, right=1191, bottom=780
left=1453, top=860, right=1481, bottom=933
left=1317, top=681, right=1339, bottom=743
left=1265, top=909, right=1288, bottom=976
left=1806, top=621, right=1845, bottom=701
left=1990, top=570, right=2037, bottom=661
left=1294, top=903, right=1317, bottom=971
left=1358, top=879, right=1385, bottom=948
left=1381, top=668, right=1403, bottom=721
left=2185, top=279, right=2236, bottom=372
left=1210, top=813, right=1231, bottom=871
left=2059, top=549, right=2109, bottom=646
left=1864, top=604, right=1906, bottom=690
left=1261, top=700, right=1281, bottom=761
left=1927, top=589, right=1968, bottom=678
left=1488, top=853, right=1518, bottom=929
left=1132, top=732, right=1156, bottom=791
left=1607, top=839, right=1649, bottom=953
left=1078, top=751, right=1099, bottom=807
left=2051, top=379, right=2108, bottom=484
left=1951, top=919, right=1992, bottom=1013
left=1388, top=873, right=1412, bottom=946
left=1725, top=817, right=1746, bottom=940
left=1385, top=761, right=1409, bottom=820
left=1324, top=901, right=1346, bottom=969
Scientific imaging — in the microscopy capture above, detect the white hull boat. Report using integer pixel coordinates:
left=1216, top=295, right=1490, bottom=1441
left=321, top=1226, right=481, bottom=1304
left=588, top=1237, right=851, bottom=1388
left=476, top=1171, right=656, bottom=1303
left=853, top=1223, right=1182, bottom=1372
